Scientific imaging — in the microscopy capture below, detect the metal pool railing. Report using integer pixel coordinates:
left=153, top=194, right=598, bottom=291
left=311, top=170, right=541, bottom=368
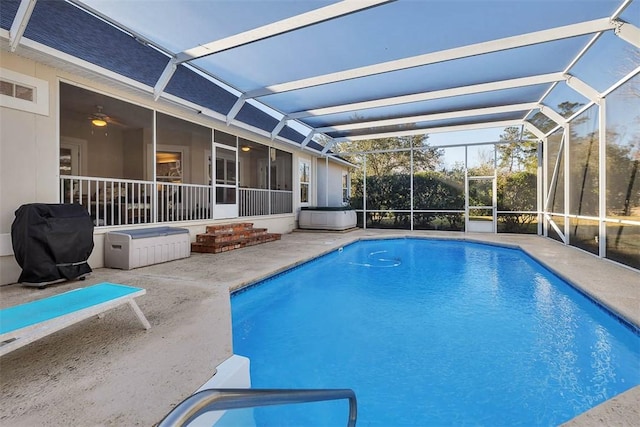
left=157, top=388, right=358, bottom=427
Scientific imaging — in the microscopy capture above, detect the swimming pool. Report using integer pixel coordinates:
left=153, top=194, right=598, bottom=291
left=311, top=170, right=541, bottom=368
left=232, top=238, right=640, bottom=425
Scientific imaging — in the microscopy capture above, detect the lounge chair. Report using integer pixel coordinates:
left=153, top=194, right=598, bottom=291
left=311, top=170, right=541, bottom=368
left=0, top=282, right=150, bottom=356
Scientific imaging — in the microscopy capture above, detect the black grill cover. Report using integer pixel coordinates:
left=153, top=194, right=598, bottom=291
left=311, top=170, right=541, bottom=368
left=11, top=203, right=94, bottom=284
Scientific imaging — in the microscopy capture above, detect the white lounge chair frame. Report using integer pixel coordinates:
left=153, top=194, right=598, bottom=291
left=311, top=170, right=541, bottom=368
left=0, top=283, right=151, bottom=356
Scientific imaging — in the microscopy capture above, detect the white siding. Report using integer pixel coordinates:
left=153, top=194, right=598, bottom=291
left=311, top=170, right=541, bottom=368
left=317, top=158, right=349, bottom=207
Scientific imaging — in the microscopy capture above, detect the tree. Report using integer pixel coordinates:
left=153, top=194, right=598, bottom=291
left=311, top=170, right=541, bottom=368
left=496, top=127, right=537, bottom=173
left=528, top=101, right=584, bottom=134
left=494, top=126, right=539, bottom=232
left=337, top=135, right=441, bottom=177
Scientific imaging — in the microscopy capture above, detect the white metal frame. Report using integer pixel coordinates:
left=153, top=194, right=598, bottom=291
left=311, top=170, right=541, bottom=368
left=538, top=65, right=640, bottom=265
left=465, top=175, right=497, bottom=233
left=213, top=143, right=239, bottom=219
left=153, top=0, right=393, bottom=100
left=246, top=18, right=614, bottom=98
left=8, top=0, right=639, bottom=150
left=290, top=73, right=566, bottom=120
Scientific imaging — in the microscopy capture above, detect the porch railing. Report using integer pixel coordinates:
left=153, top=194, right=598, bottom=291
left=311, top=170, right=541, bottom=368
left=60, top=176, right=155, bottom=227
left=60, top=176, right=292, bottom=227
left=239, top=188, right=269, bottom=217
left=239, top=188, right=293, bottom=216
left=157, top=182, right=212, bottom=222
left=271, top=190, right=293, bottom=214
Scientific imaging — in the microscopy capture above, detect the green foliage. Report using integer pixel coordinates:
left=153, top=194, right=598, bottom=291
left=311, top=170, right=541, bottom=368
left=497, top=171, right=538, bottom=232
left=497, top=127, right=537, bottom=173
left=413, top=171, right=465, bottom=210
left=607, top=142, right=640, bottom=216
left=497, top=171, right=537, bottom=211
left=351, top=163, right=537, bottom=233
left=337, top=135, right=442, bottom=176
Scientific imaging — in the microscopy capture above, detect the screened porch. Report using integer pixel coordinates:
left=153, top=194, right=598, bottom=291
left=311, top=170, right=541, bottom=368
left=58, top=83, right=294, bottom=226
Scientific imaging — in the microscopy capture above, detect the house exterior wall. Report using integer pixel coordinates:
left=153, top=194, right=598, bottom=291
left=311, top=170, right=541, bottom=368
left=317, top=159, right=349, bottom=207
left=1, top=53, right=59, bottom=285
left=0, top=50, right=348, bottom=285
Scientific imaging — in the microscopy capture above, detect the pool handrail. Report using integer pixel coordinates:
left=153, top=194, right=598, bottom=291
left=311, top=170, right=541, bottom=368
left=157, top=387, right=357, bottom=427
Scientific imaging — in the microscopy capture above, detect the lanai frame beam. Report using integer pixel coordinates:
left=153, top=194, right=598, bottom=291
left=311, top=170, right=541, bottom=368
left=334, top=119, right=523, bottom=142
left=245, top=18, right=616, bottom=99
left=316, top=102, right=540, bottom=133
left=153, top=0, right=394, bottom=101
left=289, top=73, right=567, bottom=120
left=9, top=0, right=37, bottom=52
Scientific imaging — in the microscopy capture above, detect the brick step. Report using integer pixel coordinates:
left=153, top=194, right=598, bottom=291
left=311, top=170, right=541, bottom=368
left=205, top=222, right=254, bottom=234
left=192, top=222, right=281, bottom=254
left=196, top=228, right=268, bottom=244
left=192, top=233, right=281, bottom=254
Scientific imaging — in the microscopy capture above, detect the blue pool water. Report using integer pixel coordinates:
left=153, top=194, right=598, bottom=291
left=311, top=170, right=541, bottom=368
left=231, top=239, right=640, bottom=426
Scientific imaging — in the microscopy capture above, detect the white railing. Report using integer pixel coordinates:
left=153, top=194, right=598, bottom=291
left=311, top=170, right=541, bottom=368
left=61, top=177, right=291, bottom=226
left=157, top=182, right=212, bottom=222
left=60, top=176, right=154, bottom=227
left=271, top=190, right=293, bottom=214
left=239, top=188, right=293, bottom=217
left=239, top=188, right=269, bottom=217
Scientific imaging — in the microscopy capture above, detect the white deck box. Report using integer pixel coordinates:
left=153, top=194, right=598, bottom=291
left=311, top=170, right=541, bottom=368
left=104, top=227, right=190, bottom=270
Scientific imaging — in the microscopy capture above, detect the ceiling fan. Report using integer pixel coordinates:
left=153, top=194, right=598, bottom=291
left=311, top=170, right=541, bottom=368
left=88, top=105, right=125, bottom=128
left=88, top=105, right=109, bottom=127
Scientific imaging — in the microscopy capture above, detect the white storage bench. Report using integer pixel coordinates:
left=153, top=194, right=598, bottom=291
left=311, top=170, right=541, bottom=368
left=104, top=227, right=190, bottom=270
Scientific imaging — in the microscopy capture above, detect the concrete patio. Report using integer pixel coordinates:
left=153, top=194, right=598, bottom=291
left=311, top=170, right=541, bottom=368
left=0, top=229, right=638, bottom=426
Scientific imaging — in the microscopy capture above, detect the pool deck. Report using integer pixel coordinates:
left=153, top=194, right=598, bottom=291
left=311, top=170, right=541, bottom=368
left=0, top=229, right=638, bottom=426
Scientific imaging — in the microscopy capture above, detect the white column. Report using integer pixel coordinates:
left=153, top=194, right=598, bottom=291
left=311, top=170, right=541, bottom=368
left=598, top=98, right=607, bottom=258
left=564, top=125, right=571, bottom=245
left=538, top=139, right=544, bottom=236
left=363, top=156, right=367, bottom=230
left=410, top=147, right=414, bottom=231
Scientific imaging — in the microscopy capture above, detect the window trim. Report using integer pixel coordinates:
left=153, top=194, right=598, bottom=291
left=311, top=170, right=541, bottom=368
left=342, top=171, right=350, bottom=206
left=299, top=158, right=311, bottom=206
left=0, top=68, right=49, bottom=116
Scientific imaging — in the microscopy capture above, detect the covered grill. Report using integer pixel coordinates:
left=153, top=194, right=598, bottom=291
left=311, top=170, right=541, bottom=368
left=11, top=203, right=94, bottom=286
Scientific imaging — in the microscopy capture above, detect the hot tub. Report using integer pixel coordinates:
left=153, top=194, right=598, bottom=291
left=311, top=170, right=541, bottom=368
left=298, top=206, right=357, bottom=231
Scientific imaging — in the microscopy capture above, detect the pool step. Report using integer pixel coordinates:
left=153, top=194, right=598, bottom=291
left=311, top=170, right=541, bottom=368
left=191, top=223, right=281, bottom=254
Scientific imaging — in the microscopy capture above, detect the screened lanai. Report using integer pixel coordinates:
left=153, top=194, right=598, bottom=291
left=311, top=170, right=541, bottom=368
left=1, top=0, right=639, bottom=269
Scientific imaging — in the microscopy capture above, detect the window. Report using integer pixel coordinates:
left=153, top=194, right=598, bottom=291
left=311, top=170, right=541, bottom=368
left=342, top=172, right=350, bottom=205
left=299, top=159, right=310, bottom=204
left=1, top=68, right=48, bottom=115
left=156, top=151, right=182, bottom=182
left=0, top=80, right=33, bottom=101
